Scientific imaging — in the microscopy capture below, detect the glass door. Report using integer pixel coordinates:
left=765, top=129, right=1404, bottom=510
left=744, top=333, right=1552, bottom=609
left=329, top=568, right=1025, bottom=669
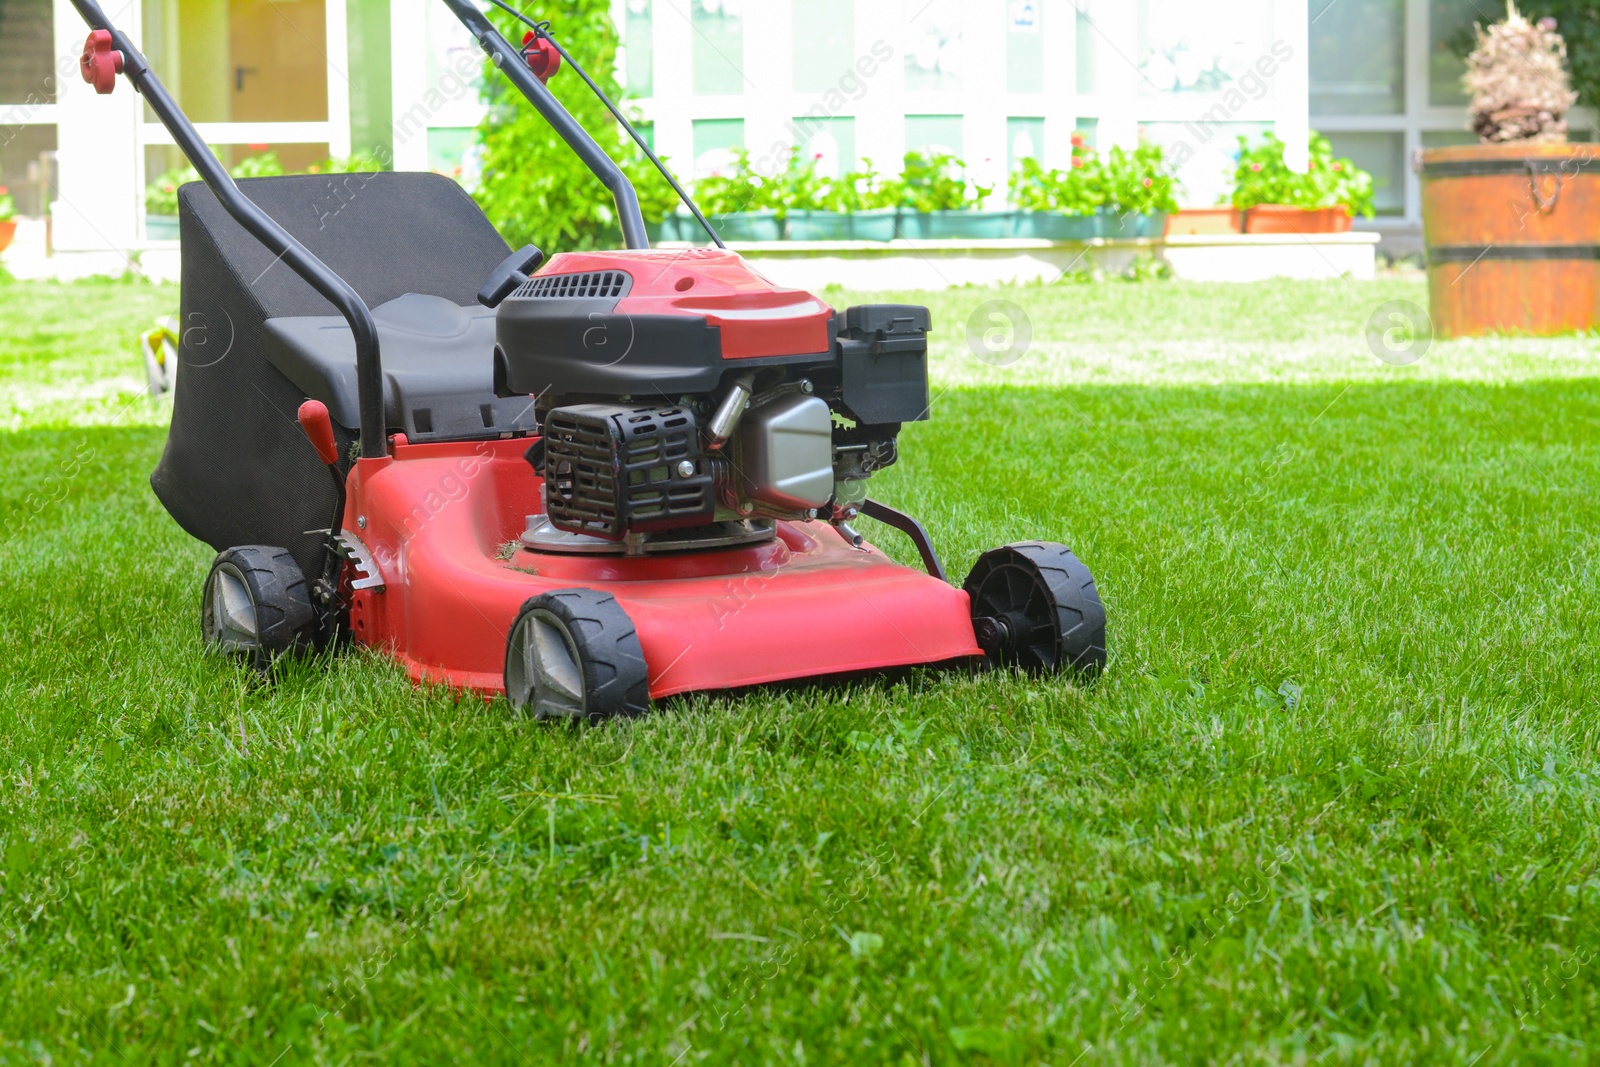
left=138, top=0, right=350, bottom=237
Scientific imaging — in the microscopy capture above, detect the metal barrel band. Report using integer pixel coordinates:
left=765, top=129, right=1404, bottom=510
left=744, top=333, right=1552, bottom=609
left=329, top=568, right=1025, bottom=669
left=1419, top=156, right=1600, bottom=178
left=1427, top=244, right=1600, bottom=263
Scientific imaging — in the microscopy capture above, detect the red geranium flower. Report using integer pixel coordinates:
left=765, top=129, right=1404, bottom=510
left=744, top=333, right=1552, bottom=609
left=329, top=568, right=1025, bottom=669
left=1250, top=162, right=1263, bottom=172
left=1071, top=157, right=1084, bottom=169
left=1332, top=162, right=1342, bottom=172
left=1142, top=178, right=1153, bottom=188
left=1070, top=134, right=1085, bottom=147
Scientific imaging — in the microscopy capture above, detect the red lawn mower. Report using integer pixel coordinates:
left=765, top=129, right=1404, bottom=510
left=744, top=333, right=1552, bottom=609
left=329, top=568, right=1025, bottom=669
left=72, top=0, right=1105, bottom=718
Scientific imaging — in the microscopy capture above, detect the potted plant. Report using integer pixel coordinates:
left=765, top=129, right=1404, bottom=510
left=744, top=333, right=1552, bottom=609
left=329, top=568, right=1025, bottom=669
left=691, top=149, right=785, bottom=242
left=775, top=149, right=852, bottom=241
left=833, top=159, right=903, bottom=241
left=1009, top=136, right=1105, bottom=240
left=892, top=151, right=1003, bottom=239
left=1099, top=142, right=1180, bottom=238
left=0, top=187, right=16, bottom=253
left=1229, top=132, right=1374, bottom=234
left=1422, top=3, right=1596, bottom=336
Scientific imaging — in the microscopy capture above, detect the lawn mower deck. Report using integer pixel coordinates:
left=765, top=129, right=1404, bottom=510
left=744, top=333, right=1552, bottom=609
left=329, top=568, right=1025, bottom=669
left=71, top=0, right=1106, bottom=719
left=347, top=436, right=982, bottom=701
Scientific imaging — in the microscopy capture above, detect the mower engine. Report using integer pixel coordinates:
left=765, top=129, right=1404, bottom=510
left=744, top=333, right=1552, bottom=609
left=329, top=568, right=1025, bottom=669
left=495, top=250, right=931, bottom=549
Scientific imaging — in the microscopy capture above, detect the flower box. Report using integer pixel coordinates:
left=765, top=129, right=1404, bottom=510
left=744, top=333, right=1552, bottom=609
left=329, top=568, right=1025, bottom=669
left=784, top=210, right=854, bottom=241
left=849, top=209, right=900, bottom=241
left=708, top=210, right=785, bottom=242
left=1098, top=210, right=1170, bottom=239
left=0, top=219, right=15, bottom=253
left=1166, top=208, right=1242, bottom=236
left=898, top=211, right=1017, bottom=240
left=145, top=214, right=181, bottom=241
left=1013, top=212, right=1099, bottom=240
left=1242, top=205, right=1354, bottom=235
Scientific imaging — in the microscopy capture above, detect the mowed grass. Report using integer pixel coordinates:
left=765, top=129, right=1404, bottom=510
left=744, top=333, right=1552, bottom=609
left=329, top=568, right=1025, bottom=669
left=3, top=273, right=1600, bottom=1064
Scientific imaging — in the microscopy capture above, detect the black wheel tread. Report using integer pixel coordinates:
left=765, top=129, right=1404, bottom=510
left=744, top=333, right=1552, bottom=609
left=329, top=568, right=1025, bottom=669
left=202, top=545, right=317, bottom=669
left=506, top=589, right=650, bottom=720
left=964, top=540, right=1106, bottom=678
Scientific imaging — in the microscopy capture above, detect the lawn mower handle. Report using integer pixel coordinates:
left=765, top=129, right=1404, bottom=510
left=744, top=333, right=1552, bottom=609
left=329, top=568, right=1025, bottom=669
left=66, top=0, right=390, bottom=464
left=438, top=0, right=650, bottom=250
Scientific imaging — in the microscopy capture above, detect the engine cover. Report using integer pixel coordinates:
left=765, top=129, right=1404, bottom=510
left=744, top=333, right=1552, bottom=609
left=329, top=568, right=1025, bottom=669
left=494, top=249, right=835, bottom=399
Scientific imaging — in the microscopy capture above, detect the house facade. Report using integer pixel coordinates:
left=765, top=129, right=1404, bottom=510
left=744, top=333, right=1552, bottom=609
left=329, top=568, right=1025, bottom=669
left=0, top=0, right=1581, bottom=273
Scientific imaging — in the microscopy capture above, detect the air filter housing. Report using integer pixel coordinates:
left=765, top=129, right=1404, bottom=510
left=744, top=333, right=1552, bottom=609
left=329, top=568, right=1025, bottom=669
left=542, top=403, right=716, bottom=539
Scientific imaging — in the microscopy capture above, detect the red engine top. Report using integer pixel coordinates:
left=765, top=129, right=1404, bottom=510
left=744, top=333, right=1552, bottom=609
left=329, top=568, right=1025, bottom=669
left=538, top=247, right=835, bottom=359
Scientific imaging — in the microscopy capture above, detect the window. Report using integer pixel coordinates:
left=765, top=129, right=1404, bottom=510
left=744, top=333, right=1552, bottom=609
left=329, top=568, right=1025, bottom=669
left=795, top=116, right=857, bottom=178
left=1137, top=0, right=1274, bottom=98
left=1075, top=3, right=1097, bottom=96
left=626, top=0, right=654, bottom=97
left=1323, top=131, right=1405, bottom=215
left=1007, top=1, right=1044, bottom=95
left=0, top=0, right=54, bottom=106
left=906, top=114, right=964, bottom=157
left=907, top=0, right=964, bottom=92
left=693, top=118, right=745, bottom=177
left=692, top=0, right=745, bottom=97
left=1428, top=0, right=1478, bottom=107
left=0, top=123, right=54, bottom=218
left=1309, top=0, right=1404, bottom=116
left=427, top=127, right=477, bottom=183
left=1142, top=120, right=1270, bottom=208
left=794, top=0, right=854, bottom=93
left=1007, top=117, right=1044, bottom=172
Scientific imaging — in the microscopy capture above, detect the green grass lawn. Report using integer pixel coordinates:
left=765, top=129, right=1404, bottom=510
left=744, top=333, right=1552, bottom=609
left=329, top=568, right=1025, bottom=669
left=3, top=274, right=1599, bottom=1064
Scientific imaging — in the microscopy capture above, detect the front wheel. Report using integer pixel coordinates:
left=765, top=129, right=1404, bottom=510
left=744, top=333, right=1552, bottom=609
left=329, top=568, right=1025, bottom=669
left=964, top=541, right=1106, bottom=678
left=504, top=589, right=651, bottom=720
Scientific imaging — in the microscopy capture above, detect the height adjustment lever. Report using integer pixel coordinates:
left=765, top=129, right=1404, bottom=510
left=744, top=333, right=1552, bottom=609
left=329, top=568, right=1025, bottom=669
left=80, top=30, right=124, bottom=94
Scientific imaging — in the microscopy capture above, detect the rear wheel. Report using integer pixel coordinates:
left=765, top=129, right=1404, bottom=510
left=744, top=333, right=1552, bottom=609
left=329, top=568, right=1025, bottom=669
left=201, top=546, right=317, bottom=670
left=504, top=589, right=650, bottom=720
left=964, top=541, right=1106, bottom=678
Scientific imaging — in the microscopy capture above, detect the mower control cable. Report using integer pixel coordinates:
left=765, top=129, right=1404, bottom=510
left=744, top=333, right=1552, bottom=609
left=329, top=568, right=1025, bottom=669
left=484, top=0, right=726, bottom=250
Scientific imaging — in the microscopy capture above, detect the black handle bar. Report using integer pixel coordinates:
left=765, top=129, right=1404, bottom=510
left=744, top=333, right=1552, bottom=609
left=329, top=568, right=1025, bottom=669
left=438, top=0, right=649, bottom=250
left=68, top=0, right=652, bottom=458
left=66, top=0, right=390, bottom=462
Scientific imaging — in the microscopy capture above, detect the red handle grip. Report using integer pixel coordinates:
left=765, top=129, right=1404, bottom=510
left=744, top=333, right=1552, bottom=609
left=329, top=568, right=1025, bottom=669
left=521, top=32, right=561, bottom=84
left=297, top=400, right=340, bottom=466
left=80, top=30, right=124, bottom=95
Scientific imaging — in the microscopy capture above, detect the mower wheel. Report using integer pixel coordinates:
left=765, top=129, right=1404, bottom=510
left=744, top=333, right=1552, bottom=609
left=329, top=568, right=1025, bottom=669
left=201, top=546, right=317, bottom=669
left=964, top=541, right=1106, bottom=678
left=504, top=590, right=650, bottom=720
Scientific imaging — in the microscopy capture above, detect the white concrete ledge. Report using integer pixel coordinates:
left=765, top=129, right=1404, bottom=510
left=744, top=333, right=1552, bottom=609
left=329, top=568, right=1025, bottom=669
left=661, top=232, right=1380, bottom=290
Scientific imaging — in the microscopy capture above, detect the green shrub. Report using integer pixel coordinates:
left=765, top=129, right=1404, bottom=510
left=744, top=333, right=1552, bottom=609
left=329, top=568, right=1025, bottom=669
left=0, top=189, right=14, bottom=222
left=471, top=4, right=675, bottom=251
left=888, top=151, right=991, bottom=211
left=688, top=150, right=992, bottom=218
left=829, top=160, right=899, bottom=212
left=691, top=149, right=777, bottom=217
left=1229, top=132, right=1375, bottom=216
left=1008, top=135, right=1106, bottom=215
left=1102, top=142, right=1180, bottom=215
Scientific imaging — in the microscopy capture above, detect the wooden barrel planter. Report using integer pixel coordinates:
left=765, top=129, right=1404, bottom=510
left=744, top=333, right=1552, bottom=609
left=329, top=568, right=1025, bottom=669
left=1420, top=143, right=1600, bottom=337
